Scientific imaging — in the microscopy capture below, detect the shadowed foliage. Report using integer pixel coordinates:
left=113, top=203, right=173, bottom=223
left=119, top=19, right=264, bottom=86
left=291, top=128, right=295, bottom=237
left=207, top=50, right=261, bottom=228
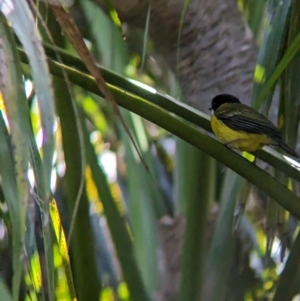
left=0, top=1, right=299, bottom=301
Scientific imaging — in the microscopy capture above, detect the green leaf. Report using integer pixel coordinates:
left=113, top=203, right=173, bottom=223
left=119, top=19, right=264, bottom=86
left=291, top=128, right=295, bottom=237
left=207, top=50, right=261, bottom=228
left=0, top=112, right=22, bottom=300
left=252, top=0, right=292, bottom=111
left=55, top=77, right=100, bottom=300
left=2, top=0, right=55, bottom=199
left=140, top=4, right=151, bottom=71
left=177, top=150, right=215, bottom=301
left=83, top=111, right=150, bottom=301
left=257, top=31, right=300, bottom=111
left=82, top=4, right=164, bottom=293
left=17, top=44, right=300, bottom=183
left=1, top=4, right=56, bottom=298
left=19, top=53, right=300, bottom=220
left=247, top=0, right=266, bottom=40
left=0, top=280, right=13, bottom=301
left=121, top=114, right=161, bottom=294
left=0, top=18, right=31, bottom=300
left=281, top=0, right=300, bottom=146
left=273, top=228, right=300, bottom=301
left=80, top=0, right=128, bottom=72
left=203, top=172, right=245, bottom=301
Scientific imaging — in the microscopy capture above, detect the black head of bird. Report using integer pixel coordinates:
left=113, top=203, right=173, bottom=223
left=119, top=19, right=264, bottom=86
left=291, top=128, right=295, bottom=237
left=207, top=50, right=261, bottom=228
left=210, top=94, right=241, bottom=112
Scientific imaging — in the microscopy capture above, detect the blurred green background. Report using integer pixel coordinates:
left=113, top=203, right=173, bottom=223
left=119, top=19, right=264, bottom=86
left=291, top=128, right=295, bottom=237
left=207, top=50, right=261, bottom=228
left=1, top=0, right=300, bottom=301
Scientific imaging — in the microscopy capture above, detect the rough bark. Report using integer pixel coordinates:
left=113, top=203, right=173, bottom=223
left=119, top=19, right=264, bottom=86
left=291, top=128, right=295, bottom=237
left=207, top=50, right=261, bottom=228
left=154, top=216, right=186, bottom=301
left=103, top=0, right=257, bottom=110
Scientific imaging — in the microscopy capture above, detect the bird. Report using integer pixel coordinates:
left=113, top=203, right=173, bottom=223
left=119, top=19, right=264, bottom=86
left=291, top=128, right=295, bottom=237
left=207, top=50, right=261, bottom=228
left=209, top=94, right=299, bottom=158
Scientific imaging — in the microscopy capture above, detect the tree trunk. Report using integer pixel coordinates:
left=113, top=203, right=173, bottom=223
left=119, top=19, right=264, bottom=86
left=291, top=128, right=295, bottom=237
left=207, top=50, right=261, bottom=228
left=104, top=0, right=257, bottom=109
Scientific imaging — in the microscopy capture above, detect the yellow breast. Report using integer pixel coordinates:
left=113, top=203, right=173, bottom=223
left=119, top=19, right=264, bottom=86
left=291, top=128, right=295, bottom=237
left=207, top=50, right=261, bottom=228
left=210, top=114, right=274, bottom=152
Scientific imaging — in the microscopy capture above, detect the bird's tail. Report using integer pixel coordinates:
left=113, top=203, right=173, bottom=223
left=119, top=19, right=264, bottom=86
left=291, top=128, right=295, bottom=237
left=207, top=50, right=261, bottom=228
left=277, top=140, right=299, bottom=158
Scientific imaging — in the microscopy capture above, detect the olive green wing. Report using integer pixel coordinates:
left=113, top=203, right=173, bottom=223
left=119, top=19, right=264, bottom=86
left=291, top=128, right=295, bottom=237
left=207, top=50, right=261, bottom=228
left=215, top=103, right=282, bottom=140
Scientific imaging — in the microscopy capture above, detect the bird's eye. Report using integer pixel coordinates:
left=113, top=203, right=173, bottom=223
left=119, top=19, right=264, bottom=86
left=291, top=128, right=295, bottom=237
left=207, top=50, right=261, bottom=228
left=209, top=107, right=212, bottom=111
